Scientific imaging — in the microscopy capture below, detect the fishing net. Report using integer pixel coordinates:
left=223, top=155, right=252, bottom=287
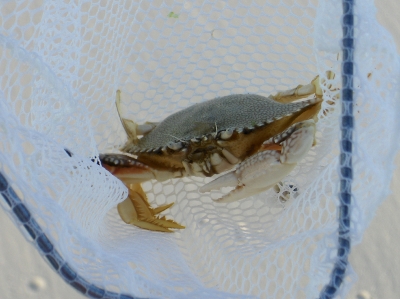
left=0, top=0, right=399, bottom=298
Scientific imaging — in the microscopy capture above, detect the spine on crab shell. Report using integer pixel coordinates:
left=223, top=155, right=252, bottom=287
left=318, top=0, right=354, bottom=298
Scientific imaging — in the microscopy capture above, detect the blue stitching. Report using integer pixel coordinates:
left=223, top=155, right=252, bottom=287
left=319, top=0, right=354, bottom=298
left=0, top=171, right=144, bottom=299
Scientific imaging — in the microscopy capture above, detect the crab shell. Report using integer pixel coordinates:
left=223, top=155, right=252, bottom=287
left=119, top=94, right=322, bottom=179
left=99, top=74, right=330, bottom=232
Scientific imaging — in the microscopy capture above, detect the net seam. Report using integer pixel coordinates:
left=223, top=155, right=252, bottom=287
left=318, top=0, right=354, bottom=298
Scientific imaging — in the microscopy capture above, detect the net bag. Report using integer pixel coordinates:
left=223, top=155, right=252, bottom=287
left=0, top=0, right=399, bottom=298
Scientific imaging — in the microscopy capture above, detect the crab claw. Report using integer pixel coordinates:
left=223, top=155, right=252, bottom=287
left=199, top=151, right=296, bottom=203
left=117, top=183, right=185, bottom=232
left=200, top=120, right=315, bottom=203
left=100, top=153, right=183, bottom=184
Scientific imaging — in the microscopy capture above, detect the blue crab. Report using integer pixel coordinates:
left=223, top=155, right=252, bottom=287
left=100, top=74, right=330, bottom=232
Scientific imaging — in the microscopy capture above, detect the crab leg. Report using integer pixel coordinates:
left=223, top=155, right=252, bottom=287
left=118, top=183, right=185, bottom=232
left=199, top=150, right=297, bottom=203
left=199, top=120, right=316, bottom=203
left=116, top=90, right=159, bottom=141
left=272, top=70, right=335, bottom=103
left=100, top=153, right=183, bottom=185
left=100, top=154, right=185, bottom=231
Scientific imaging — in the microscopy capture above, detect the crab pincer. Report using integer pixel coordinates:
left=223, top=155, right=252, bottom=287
left=100, top=73, right=334, bottom=232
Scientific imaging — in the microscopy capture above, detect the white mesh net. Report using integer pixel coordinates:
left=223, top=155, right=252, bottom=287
left=0, top=0, right=399, bottom=298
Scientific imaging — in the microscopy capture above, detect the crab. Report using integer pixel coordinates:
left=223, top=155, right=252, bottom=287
left=100, top=73, right=333, bottom=232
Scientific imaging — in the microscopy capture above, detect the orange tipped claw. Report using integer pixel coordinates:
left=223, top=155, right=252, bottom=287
left=117, top=183, right=185, bottom=233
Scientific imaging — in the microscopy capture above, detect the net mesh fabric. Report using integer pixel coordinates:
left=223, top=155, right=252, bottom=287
left=0, top=0, right=399, bottom=298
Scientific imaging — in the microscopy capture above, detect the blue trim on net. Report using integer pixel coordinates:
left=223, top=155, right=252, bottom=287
left=319, top=0, right=354, bottom=298
left=0, top=172, right=145, bottom=299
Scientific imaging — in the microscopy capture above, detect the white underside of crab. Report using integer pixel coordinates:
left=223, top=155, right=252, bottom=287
left=199, top=119, right=316, bottom=202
